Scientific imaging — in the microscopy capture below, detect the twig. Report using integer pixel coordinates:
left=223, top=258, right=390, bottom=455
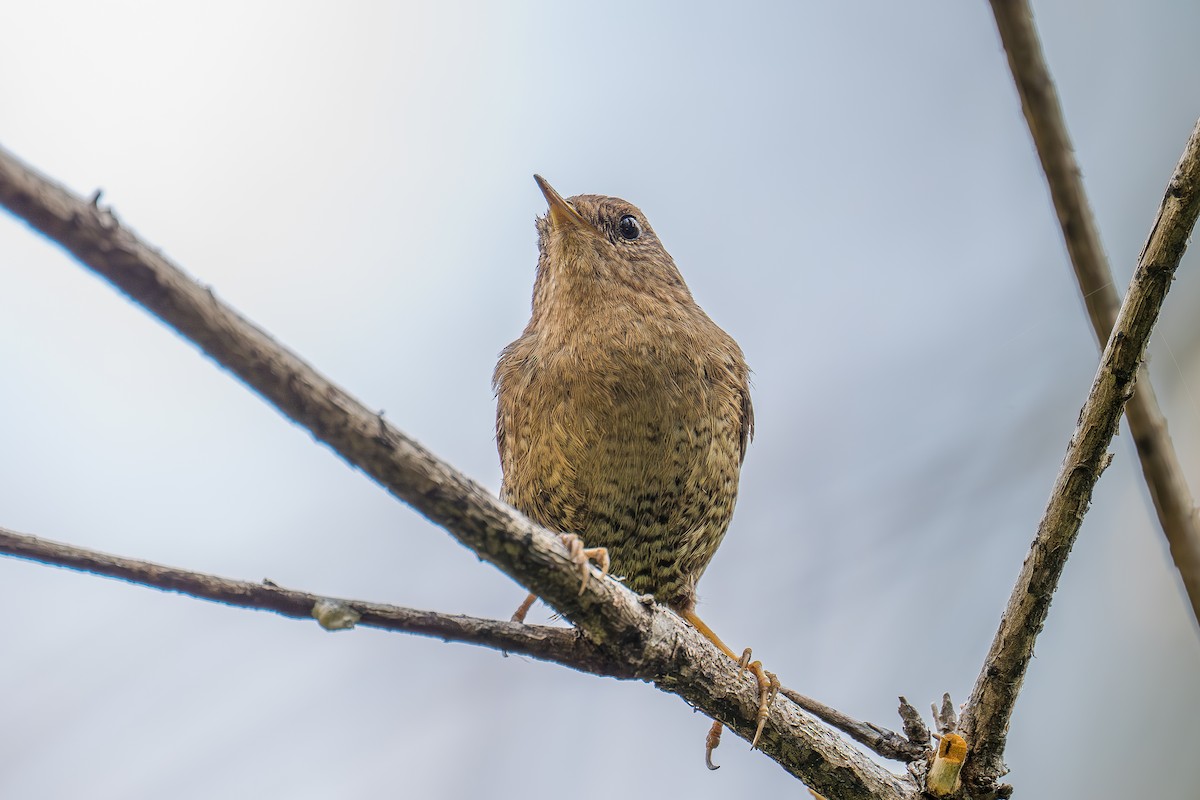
left=0, top=525, right=629, bottom=675
left=896, top=697, right=930, bottom=749
left=990, top=0, right=1200, bottom=630
left=958, top=117, right=1200, bottom=792
left=779, top=688, right=925, bottom=763
left=0, top=144, right=913, bottom=800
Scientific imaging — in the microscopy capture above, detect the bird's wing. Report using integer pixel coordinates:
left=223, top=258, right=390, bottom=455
left=738, top=381, right=754, bottom=465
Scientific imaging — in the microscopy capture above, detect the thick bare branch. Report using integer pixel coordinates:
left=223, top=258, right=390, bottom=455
left=990, top=0, right=1200, bottom=629
left=0, top=525, right=629, bottom=675
left=959, top=117, right=1200, bottom=792
left=0, top=145, right=913, bottom=800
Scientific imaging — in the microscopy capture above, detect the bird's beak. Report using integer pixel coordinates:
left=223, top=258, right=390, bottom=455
left=534, top=174, right=597, bottom=235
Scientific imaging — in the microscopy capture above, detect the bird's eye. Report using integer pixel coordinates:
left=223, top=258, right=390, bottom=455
left=617, top=215, right=642, bottom=240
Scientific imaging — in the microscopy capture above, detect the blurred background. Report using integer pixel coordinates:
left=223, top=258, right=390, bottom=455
left=2, top=2, right=1198, bottom=798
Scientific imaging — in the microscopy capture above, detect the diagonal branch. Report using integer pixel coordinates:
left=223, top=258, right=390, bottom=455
left=958, top=117, right=1200, bottom=792
left=990, top=0, right=1200, bottom=630
left=0, top=144, right=913, bottom=800
left=0, top=524, right=629, bottom=675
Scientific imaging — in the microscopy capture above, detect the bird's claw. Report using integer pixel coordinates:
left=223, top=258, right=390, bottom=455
left=559, top=532, right=610, bottom=595
left=738, top=648, right=779, bottom=748
left=509, top=533, right=611, bottom=622
left=705, top=719, right=723, bottom=770
left=702, top=651, right=778, bottom=768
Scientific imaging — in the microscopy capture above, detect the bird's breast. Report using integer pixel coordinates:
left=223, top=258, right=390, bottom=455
left=495, top=307, right=748, bottom=607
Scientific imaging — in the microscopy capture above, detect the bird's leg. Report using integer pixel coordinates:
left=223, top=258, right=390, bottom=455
left=681, top=609, right=780, bottom=764
left=510, top=592, right=538, bottom=623
left=510, top=533, right=610, bottom=623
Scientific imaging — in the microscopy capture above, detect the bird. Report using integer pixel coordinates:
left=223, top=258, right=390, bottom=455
left=493, top=175, right=777, bottom=765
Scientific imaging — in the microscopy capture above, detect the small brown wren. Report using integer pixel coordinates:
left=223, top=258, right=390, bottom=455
left=494, top=175, right=776, bottom=762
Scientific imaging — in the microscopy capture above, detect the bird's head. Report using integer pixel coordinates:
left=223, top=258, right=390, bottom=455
left=532, top=175, right=693, bottom=305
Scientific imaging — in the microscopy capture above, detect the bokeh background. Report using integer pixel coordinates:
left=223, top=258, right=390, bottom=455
left=2, top=2, right=1199, bottom=798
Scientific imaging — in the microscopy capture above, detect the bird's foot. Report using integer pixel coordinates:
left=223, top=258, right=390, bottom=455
left=681, top=609, right=780, bottom=763
left=737, top=647, right=780, bottom=748
left=702, top=652, right=780, bottom=767
left=509, top=533, right=610, bottom=622
left=558, top=532, right=610, bottom=595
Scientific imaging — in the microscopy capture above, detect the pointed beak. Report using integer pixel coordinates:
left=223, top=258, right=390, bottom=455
left=534, top=174, right=597, bottom=235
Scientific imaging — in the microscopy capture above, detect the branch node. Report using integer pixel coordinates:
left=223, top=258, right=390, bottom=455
left=375, top=411, right=397, bottom=450
left=312, top=598, right=362, bottom=631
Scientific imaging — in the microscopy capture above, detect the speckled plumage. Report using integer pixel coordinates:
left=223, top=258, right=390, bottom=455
left=494, top=180, right=752, bottom=615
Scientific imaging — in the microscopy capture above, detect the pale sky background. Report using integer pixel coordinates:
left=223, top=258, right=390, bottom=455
left=2, top=2, right=1199, bottom=798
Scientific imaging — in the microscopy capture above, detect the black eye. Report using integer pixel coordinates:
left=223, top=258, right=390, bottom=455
left=617, top=215, right=641, bottom=240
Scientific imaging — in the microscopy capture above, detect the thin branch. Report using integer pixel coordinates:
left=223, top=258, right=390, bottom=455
left=0, top=525, right=629, bottom=675
left=3, top=521, right=925, bottom=774
left=779, top=688, right=926, bottom=763
left=990, top=0, right=1200, bottom=630
left=0, top=145, right=913, bottom=800
left=958, top=118, right=1200, bottom=792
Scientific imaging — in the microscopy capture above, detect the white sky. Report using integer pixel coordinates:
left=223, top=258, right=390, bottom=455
left=2, top=2, right=1199, bottom=798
